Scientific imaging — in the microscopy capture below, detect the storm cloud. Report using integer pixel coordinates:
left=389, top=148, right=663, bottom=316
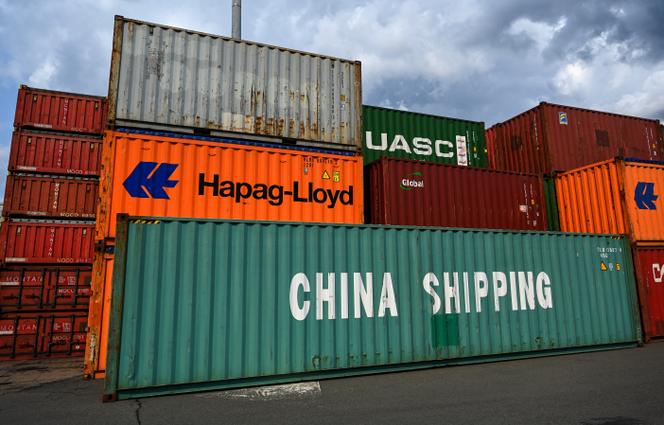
left=0, top=0, right=663, bottom=195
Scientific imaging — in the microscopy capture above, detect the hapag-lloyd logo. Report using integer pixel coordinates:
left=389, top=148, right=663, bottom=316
left=400, top=172, right=424, bottom=190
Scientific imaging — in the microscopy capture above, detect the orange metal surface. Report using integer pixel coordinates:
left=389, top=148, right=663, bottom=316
left=84, top=129, right=364, bottom=378
left=556, top=158, right=664, bottom=241
left=97, top=130, right=364, bottom=240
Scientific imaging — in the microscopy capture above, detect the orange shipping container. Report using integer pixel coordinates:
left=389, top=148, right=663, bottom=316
left=85, top=129, right=364, bottom=378
left=556, top=158, right=664, bottom=241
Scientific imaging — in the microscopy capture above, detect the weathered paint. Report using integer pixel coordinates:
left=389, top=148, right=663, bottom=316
left=0, top=266, right=91, bottom=311
left=104, top=217, right=640, bottom=400
left=0, top=312, right=88, bottom=360
left=109, top=16, right=362, bottom=150
left=84, top=128, right=364, bottom=378
left=3, top=174, right=98, bottom=219
left=9, top=130, right=102, bottom=176
left=14, top=85, right=107, bottom=135
left=488, top=102, right=664, bottom=174
left=366, top=157, right=546, bottom=231
left=362, top=105, right=487, bottom=167
left=631, top=246, right=664, bottom=341
left=0, top=219, right=95, bottom=264
left=556, top=158, right=664, bottom=241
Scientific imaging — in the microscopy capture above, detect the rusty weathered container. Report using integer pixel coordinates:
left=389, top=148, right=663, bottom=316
left=14, top=85, right=106, bottom=135
left=543, top=176, right=560, bottom=231
left=0, top=312, right=87, bottom=360
left=362, top=105, right=487, bottom=167
left=85, top=128, right=363, bottom=378
left=0, top=266, right=91, bottom=312
left=488, top=102, right=664, bottom=174
left=9, top=130, right=102, bottom=175
left=0, top=219, right=94, bottom=264
left=366, top=157, right=546, bottom=231
left=3, top=174, right=97, bottom=219
left=556, top=158, right=664, bottom=242
left=103, top=217, right=640, bottom=400
left=108, top=16, right=362, bottom=150
left=631, top=246, right=664, bottom=341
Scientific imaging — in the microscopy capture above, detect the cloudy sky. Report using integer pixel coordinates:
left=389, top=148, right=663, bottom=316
left=0, top=0, right=663, bottom=196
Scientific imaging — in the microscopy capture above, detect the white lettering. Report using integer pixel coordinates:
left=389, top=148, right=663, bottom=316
left=354, top=272, right=373, bottom=318
left=423, top=272, right=441, bottom=314
left=518, top=272, right=535, bottom=311
left=536, top=272, right=553, bottom=309
left=492, top=272, right=508, bottom=311
left=289, top=273, right=310, bottom=321
left=435, top=140, right=454, bottom=158
left=412, top=137, right=433, bottom=155
left=365, top=131, right=388, bottom=150
left=474, top=272, right=489, bottom=312
left=316, top=273, right=335, bottom=320
left=378, top=273, right=398, bottom=317
left=389, top=135, right=412, bottom=153
left=444, top=272, right=461, bottom=314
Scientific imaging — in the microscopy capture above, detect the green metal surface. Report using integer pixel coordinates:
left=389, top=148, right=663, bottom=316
left=544, top=176, right=561, bottom=231
left=105, top=218, right=641, bottom=400
left=362, top=105, right=488, bottom=166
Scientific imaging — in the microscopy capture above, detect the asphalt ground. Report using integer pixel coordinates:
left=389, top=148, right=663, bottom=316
left=1, top=341, right=663, bottom=425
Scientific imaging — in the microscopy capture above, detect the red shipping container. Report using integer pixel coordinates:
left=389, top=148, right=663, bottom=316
left=488, top=102, right=664, bottom=174
left=632, top=246, right=664, bottom=341
left=9, top=130, right=102, bottom=175
left=0, top=266, right=91, bottom=311
left=3, top=174, right=97, bottom=219
left=366, top=157, right=547, bottom=230
left=0, top=219, right=94, bottom=264
left=0, top=312, right=87, bottom=360
left=14, top=85, right=107, bottom=135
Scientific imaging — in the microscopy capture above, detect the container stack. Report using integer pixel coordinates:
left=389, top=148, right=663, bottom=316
left=0, top=85, right=106, bottom=360
left=84, top=16, right=364, bottom=378
left=488, top=103, right=664, bottom=342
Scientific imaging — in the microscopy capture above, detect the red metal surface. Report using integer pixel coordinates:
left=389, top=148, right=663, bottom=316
left=3, top=174, right=97, bottom=219
left=0, top=219, right=95, bottom=264
left=632, top=246, right=664, bottom=341
left=14, top=85, right=107, bottom=135
left=488, top=102, right=664, bottom=174
left=0, top=266, right=91, bottom=311
left=0, top=312, right=87, bottom=360
left=366, top=157, right=547, bottom=230
left=486, top=126, right=497, bottom=169
left=8, top=130, right=102, bottom=175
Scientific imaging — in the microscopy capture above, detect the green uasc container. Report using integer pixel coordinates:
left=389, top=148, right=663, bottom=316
left=362, top=105, right=488, bottom=167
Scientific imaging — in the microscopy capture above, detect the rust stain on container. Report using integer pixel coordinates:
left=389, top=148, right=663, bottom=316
left=488, top=102, right=664, bottom=174
left=367, top=157, right=546, bottom=231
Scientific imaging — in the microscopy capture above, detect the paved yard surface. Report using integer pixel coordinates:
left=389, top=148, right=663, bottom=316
left=1, top=342, right=663, bottom=424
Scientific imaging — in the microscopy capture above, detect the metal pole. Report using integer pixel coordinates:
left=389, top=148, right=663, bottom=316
left=232, top=0, right=241, bottom=39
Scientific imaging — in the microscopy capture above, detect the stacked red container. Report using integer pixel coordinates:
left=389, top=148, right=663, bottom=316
left=0, top=85, right=105, bottom=360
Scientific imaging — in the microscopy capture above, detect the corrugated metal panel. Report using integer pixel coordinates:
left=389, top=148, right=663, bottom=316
left=9, top=130, right=102, bottom=176
left=109, top=16, right=362, bottom=150
left=366, top=157, right=546, bottom=231
left=362, top=105, right=487, bottom=167
left=543, top=176, right=560, bottom=231
left=0, top=312, right=88, bottom=359
left=489, top=102, right=664, bottom=174
left=632, top=246, right=664, bottom=341
left=104, top=217, right=640, bottom=400
left=0, top=219, right=95, bottom=264
left=84, top=129, right=363, bottom=377
left=0, top=266, right=91, bottom=311
left=486, top=126, right=496, bottom=169
left=97, top=129, right=363, bottom=240
left=556, top=158, right=664, bottom=241
left=3, top=174, right=98, bottom=219
left=14, top=85, right=107, bottom=135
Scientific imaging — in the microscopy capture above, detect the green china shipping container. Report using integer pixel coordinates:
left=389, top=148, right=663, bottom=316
left=362, top=105, right=488, bottom=167
left=105, top=217, right=641, bottom=400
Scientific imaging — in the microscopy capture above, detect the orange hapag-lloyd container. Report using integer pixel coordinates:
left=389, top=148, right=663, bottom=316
left=84, top=129, right=364, bottom=378
left=555, top=158, right=664, bottom=241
